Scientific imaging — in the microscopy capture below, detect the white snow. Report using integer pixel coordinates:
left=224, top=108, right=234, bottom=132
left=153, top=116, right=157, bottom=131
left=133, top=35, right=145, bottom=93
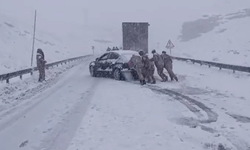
left=0, top=56, right=94, bottom=112
left=1, top=0, right=250, bottom=149
left=113, top=50, right=138, bottom=55
left=0, top=48, right=249, bottom=150
left=172, top=16, right=250, bottom=66
left=151, top=60, right=250, bottom=149
left=1, top=0, right=250, bottom=73
left=66, top=73, right=245, bottom=150
left=0, top=9, right=115, bottom=73
left=0, top=56, right=96, bottom=150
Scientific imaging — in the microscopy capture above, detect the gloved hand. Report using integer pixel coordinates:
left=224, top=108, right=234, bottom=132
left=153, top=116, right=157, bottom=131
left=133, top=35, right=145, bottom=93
left=123, top=63, right=129, bottom=68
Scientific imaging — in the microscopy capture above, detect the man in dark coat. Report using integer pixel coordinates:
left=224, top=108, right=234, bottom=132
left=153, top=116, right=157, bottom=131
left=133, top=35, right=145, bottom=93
left=128, top=54, right=146, bottom=85
left=161, top=51, right=178, bottom=81
left=139, top=51, right=156, bottom=84
left=36, top=48, right=46, bottom=82
left=150, top=49, right=168, bottom=82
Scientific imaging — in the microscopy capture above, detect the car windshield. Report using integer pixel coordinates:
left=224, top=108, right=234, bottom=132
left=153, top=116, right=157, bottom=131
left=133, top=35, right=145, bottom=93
left=120, top=53, right=136, bottom=62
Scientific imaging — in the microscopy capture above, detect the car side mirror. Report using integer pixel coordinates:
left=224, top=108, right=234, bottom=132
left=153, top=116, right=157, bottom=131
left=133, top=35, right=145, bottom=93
left=95, top=58, right=99, bottom=61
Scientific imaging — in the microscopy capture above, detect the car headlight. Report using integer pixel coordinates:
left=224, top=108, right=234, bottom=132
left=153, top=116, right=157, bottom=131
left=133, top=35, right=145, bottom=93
left=90, top=62, right=95, bottom=66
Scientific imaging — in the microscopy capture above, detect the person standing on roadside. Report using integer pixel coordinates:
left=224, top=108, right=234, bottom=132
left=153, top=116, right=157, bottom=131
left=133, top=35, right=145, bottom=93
left=36, top=48, right=46, bottom=82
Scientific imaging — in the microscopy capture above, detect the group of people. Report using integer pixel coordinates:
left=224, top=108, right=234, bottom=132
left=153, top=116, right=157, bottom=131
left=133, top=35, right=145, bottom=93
left=128, top=49, right=178, bottom=85
left=106, top=46, right=121, bottom=51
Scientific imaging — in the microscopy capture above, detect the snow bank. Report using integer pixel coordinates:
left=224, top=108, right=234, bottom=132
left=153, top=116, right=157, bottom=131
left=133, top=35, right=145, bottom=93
left=0, top=56, right=93, bottom=113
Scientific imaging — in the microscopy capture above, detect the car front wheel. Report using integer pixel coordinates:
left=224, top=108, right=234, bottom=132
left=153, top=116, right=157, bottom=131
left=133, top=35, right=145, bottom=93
left=89, top=66, right=97, bottom=77
left=113, top=68, right=121, bottom=80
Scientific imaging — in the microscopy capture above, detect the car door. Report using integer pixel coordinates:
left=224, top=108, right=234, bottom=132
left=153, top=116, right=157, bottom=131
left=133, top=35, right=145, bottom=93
left=106, top=52, right=120, bottom=71
left=107, top=52, right=120, bottom=64
left=96, top=53, right=110, bottom=71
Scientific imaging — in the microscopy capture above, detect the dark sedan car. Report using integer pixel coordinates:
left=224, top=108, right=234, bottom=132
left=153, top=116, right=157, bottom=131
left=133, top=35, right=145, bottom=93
left=89, top=50, right=139, bottom=80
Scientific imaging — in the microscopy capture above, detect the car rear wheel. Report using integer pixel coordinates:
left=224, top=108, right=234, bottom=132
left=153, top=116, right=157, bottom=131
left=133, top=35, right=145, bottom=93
left=113, top=68, right=121, bottom=80
left=89, top=66, right=97, bottom=77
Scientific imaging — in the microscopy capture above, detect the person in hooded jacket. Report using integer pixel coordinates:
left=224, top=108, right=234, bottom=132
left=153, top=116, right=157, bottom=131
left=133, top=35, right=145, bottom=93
left=139, top=51, right=156, bottom=84
left=107, top=47, right=111, bottom=51
left=36, top=48, right=46, bottom=82
left=150, top=49, right=168, bottom=82
left=161, top=51, right=178, bottom=81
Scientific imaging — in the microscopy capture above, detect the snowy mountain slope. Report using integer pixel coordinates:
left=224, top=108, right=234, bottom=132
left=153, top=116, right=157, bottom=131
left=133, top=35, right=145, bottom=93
left=0, top=12, right=117, bottom=74
left=0, top=2, right=119, bottom=74
left=173, top=8, right=250, bottom=66
left=1, top=0, right=250, bottom=73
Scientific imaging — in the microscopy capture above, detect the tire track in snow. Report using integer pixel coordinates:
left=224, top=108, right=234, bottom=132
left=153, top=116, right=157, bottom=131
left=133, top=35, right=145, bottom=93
left=146, top=85, right=250, bottom=150
left=132, top=83, right=218, bottom=124
left=154, top=87, right=217, bottom=123
left=38, top=80, right=100, bottom=150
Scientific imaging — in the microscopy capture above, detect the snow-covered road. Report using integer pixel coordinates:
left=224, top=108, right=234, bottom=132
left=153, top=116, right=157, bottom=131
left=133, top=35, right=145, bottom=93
left=0, top=57, right=249, bottom=150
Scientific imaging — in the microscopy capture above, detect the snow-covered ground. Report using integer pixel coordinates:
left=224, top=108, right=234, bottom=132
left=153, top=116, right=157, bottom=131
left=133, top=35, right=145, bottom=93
left=0, top=55, right=94, bottom=112
left=151, top=60, right=250, bottom=149
left=1, top=0, right=250, bottom=149
left=1, top=55, right=249, bottom=150
left=172, top=8, right=250, bottom=66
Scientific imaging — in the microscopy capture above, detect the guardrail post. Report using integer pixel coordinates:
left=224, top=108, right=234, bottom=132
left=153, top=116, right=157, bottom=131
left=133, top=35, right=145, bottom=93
left=233, top=70, right=235, bottom=73
left=200, top=63, right=202, bottom=66
left=219, top=67, right=221, bottom=70
left=6, top=79, right=9, bottom=84
left=208, top=65, right=211, bottom=68
left=20, top=75, right=22, bottom=80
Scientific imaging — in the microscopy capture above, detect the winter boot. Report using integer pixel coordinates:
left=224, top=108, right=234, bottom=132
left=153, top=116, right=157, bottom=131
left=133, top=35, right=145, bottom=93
left=140, top=80, right=146, bottom=85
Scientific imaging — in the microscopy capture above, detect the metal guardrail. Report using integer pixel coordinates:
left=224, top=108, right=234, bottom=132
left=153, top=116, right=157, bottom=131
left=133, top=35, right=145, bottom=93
left=0, top=55, right=92, bottom=83
left=172, top=56, right=250, bottom=73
